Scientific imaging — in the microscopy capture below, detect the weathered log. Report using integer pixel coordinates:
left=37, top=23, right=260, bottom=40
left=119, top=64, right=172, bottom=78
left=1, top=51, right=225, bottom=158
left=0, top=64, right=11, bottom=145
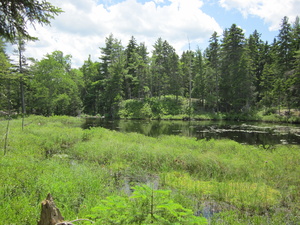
left=38, top=193, right=64, bottom=225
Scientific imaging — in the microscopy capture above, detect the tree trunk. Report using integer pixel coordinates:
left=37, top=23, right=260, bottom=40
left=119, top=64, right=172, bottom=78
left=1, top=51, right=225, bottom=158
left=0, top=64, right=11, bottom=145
left=38, top=193, right=64, bottom=225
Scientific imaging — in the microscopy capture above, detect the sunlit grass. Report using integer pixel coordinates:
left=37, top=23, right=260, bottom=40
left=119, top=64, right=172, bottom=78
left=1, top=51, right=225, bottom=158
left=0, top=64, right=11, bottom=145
left=0, top=115, right=299, bottom=224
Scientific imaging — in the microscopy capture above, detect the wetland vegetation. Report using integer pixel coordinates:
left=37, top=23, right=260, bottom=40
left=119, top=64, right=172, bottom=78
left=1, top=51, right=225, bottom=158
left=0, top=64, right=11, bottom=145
left=1, top=116, right=300, bottom=224
left=1, top=1, right=300, bottom=224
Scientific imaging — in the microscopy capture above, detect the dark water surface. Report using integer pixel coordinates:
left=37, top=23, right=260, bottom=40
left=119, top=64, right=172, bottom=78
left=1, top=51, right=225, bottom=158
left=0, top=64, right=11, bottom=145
left=83, top=118, right=300, bottom=146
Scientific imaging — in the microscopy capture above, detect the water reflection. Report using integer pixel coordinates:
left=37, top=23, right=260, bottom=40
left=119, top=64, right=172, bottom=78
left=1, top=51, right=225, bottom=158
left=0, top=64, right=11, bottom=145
left=82, top=118, right=300, bottom=146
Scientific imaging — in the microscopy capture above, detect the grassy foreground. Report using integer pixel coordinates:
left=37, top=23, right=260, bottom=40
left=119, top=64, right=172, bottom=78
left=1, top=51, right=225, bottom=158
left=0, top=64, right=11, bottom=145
left=0, top=116, right=300, bottom=224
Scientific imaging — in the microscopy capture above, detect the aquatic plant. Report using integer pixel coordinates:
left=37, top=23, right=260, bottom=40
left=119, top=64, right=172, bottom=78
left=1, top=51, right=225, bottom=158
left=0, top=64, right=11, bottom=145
left=0, top=116, right=299, bottom=224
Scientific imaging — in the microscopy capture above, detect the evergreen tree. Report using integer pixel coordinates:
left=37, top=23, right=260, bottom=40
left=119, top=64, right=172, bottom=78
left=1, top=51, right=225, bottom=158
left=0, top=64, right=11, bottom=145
left=125, top=36, right=138, bottom=99
left=220, top=24, right=253, bottom=112
left=125, top=41, right=151, bottom=99
left=292, top=16, right=300, bottom=52
left=135, top=42, right=150, bottom=98
left=205, top=31, right=220, bottom=111
left=151, top=38, right=167, bottom=97
left=292, top=50, right=300, bottom=108
left=100, top=34, right=126, bottom=117
left=192, top=48, right=205, bottom=107
left=276, top=17, right=295, bottom=112
left=80, top=55, right=101, bottom=115
left=165, top=44, right=181, bottom=98
left=0, top=0, right=62, bottom=41
left=277, top=16, right=293, bottom=71
left=260, top=39, right=279, bottom=108
left=247, top=30, right=266, bottom=103
left=180, top=50, right=194, bottom=98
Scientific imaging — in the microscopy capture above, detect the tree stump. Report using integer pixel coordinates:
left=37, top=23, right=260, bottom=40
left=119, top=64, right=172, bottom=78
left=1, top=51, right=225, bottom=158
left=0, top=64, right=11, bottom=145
left=38, top=193, right=64, bottom=225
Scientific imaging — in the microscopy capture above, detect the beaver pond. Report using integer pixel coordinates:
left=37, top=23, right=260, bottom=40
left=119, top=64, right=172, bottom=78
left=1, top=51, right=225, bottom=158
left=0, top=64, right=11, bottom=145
left=83, top=118, right=300, bottom=146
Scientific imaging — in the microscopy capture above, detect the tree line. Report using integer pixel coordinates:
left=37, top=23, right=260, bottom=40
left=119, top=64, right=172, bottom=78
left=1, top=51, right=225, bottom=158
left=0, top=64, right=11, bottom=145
left=0, top=16, right=299, bottom=117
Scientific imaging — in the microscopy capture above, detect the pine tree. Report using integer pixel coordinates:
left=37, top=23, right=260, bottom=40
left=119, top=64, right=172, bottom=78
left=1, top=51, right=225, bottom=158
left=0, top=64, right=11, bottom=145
left=151, top=38, right=166, bottom=97
left=205, top=31, right=220, bottom=111
left=125, top=36, right=138, bottom=99
left=80, top=55, right=101, bottom=115
left=220, top=24, right=253, bottom=113
left=100, top=34, right=126, bottom=117
left=292, top=16, right=300, bottom=52
left=0, top=0, right=62, bottom=41
left=276, top=17, right=295, bottom=112
left=247, top=30, right=266, bottom=103
left=192, top=48, right=205, bottom=107
left=292, top=50, right=300, bottom=108
left=135, top=42, right=150, bottom=98
left=180, top=51, right=194, bottom=98
left=260, top=39, right=279, bottom=109
left=277, top=16, right=293, bottom=71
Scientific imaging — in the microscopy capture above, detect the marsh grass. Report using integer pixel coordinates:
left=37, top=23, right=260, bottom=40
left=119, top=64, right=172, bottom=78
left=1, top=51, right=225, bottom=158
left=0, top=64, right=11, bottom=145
left=0, top=116, right=299, bottom=224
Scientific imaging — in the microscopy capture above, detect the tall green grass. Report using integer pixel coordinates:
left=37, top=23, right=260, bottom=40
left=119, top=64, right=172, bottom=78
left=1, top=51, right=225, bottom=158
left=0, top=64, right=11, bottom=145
left=0, top=116, right=299, bottom=224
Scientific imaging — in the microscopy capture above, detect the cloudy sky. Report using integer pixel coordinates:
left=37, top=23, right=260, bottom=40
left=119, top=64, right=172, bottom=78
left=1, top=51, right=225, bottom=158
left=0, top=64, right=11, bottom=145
left=9, top=0, right=300, bottom=67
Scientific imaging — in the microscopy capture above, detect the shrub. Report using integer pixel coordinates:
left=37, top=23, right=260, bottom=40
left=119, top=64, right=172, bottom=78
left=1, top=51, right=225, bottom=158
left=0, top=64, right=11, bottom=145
left=86, top=185, right=207, bottom=225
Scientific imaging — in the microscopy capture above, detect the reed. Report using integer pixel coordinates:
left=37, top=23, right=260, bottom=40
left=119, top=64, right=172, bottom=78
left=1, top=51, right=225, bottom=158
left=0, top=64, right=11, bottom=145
left=0, top=116, right=299, bottom=224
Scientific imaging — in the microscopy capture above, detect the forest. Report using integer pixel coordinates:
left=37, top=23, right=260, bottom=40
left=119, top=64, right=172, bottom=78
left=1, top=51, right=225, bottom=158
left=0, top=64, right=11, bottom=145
left=0, top=16, right=300, bottom=119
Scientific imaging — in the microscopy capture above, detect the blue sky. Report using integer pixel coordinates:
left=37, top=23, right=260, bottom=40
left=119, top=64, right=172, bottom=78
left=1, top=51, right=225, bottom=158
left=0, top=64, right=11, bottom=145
left=9, top=0, right=299, bottom=67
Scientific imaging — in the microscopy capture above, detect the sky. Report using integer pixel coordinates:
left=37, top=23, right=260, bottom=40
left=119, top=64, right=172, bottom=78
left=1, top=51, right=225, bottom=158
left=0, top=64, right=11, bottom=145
left=8, top=0, right=300, bottom=68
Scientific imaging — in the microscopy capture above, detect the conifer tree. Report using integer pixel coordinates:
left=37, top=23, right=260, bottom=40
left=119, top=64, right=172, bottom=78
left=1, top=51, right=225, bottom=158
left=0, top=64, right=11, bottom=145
left=100, top=34, right=126, bottom=117
left=125, top=36, right=138, bottom=99
left=80, top=55, right=101, bottom=115
left=192, top=48, right=205, bottom=107
left=220, top=24, right=253, bottom=112
left=0, top=0, right=62, bottom=41
left=205, top=31, right=220, bottom=111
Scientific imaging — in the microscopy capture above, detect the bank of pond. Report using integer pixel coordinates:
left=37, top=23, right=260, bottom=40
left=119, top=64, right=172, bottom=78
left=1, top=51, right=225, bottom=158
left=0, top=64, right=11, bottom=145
left=83, top=118, right=300, bottom=146
left=0, top=116, right=299, bottom=224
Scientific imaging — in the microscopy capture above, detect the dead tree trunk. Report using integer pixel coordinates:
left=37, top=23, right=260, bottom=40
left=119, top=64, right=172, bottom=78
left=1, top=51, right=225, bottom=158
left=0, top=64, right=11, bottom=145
left=38, top=193, right=64, bottom=225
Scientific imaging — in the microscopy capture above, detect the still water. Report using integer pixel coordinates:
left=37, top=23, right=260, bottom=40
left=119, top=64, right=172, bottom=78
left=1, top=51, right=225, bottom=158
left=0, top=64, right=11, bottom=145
left=83, top=118, right=300, bottom=146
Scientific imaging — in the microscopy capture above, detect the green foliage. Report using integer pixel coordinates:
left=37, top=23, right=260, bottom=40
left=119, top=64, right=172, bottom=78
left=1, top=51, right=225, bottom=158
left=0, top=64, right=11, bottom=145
left=2, top=17, right=300, bottom=119
left=28, top=51, right=83, bottom=116
left=0, top=39, right=18, bottom=114
left=1, top=116, right=300, bottom=224
left=118, top=95, right=189, bottom=119
left=98, top=34, right=127, bottom=117
left=0, top=0, right=62, bottom=41
left=87, top=185, right=207, bottom=225
left=118, top=99, right=152, bottom=119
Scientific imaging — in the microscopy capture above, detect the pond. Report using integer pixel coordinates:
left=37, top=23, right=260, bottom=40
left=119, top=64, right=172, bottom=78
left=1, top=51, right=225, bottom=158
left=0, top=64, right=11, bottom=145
left=82, top=118, right=300, bottom=146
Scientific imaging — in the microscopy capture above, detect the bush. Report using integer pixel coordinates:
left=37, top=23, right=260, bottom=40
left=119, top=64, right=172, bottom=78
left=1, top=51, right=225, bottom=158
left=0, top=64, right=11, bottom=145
left=263, top=107, right=277, bottom=116
left=118, top=95, right=190, bottom=119
left=86, top=185, right=207, bottom=225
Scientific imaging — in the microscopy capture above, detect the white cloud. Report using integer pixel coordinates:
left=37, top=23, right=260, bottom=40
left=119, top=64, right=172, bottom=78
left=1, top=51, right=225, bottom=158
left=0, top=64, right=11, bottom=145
left=219, top=0, right=300, bottom=31
left=14, top=0, right=222, bottom=67
left=154, top=0, right=165, bottom=3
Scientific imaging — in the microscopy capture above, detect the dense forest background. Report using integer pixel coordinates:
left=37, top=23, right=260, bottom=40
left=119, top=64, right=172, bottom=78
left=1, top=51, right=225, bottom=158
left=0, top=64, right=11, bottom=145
left=0, top=16, right=299, bottom=118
